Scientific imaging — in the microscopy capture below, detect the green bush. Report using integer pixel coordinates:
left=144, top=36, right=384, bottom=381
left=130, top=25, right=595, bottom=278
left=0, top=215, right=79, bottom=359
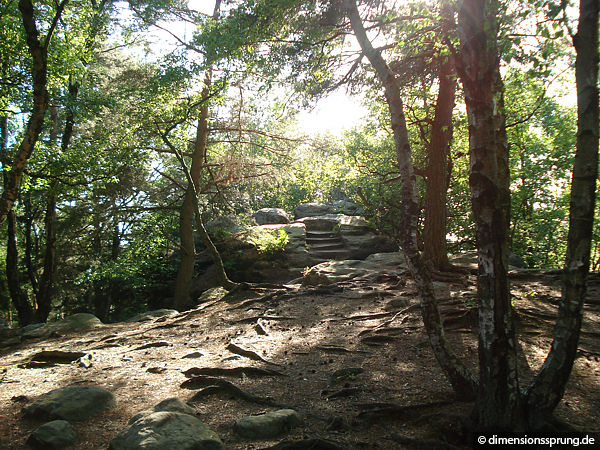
left=248, top=228, right=289, bottom=256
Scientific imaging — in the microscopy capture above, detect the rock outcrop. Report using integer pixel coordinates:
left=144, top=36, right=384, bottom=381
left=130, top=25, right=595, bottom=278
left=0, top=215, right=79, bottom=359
left=253, top=208, right=291, bottom=225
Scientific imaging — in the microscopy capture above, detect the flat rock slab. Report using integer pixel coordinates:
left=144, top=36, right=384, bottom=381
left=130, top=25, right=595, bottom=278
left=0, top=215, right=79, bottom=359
left=48, top=313, right=103, bottom=333
left=23, top=385, right=116, bottom=422
left=127, top=309, right=179, bottom=322
left=234, top=409, right=302, bottom=439
left=27, top=420, right=76, bottom=449
left=21, top=350, right=89, bottom=368
left=109, top=411, right=223, bottom=450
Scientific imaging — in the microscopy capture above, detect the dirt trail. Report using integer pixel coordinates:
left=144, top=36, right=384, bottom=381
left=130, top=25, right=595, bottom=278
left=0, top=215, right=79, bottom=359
left=1, top=269, right=599, bottom=448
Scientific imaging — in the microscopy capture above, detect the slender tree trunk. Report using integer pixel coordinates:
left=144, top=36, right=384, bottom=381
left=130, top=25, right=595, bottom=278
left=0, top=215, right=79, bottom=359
left=36, top=186, right=57, bottom=322
left=423, top=52, right=456, bottom=270
left=2, top=115, right=35, bottom=325
left=525, top=0, right=599, bottom=423
left=173, top=0, right=235, bottom=310
left=37, top=83, right=79, bottom=322
left=457, top=0, right=523, bottom=430
left=23, top=194, right=39, bottom=298
left=345, top=0, right=477, bottom=400
left=6, top=210, right=35, bottom=325
left=173, top=81, right=212, bottom=311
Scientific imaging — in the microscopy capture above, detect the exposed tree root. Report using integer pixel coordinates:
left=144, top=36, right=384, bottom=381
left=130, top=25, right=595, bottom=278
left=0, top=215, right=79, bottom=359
left=183, top=366, right=285, bottom=378
left=227, top=342, right=281, bottom=366
left=183, top=375, right=288, bottom=407
left=355, top=400, right=455, bottom=422
left=389, top=432, right=461, bottom=450
left=328, top=312, right=393, bottom=322
left=231, top=315, right=296, bottom=324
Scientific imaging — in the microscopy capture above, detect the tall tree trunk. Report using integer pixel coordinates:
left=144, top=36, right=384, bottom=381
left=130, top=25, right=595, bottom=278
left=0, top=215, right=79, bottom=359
left=0, top=0, right=67, bottom=227
left=457, top=0, right=523, bottom=430
left=36, top=185, right=57, bottom=323
left=173, top=0, right=235, bottom=311
left=423, top=52, right=456, bottom=270
left=345, top=0, right=477, bottom=400
left=525, top=0, right=599, bottom=424
left=2, top=115, right=35, bottom=325
left=173, top=79, right=213, bottom=311
left=37, top=83, right=79, bottom=322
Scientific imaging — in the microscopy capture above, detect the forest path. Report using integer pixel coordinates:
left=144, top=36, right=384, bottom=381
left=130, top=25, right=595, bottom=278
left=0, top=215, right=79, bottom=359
left=1, top=268, right=599, bottom=448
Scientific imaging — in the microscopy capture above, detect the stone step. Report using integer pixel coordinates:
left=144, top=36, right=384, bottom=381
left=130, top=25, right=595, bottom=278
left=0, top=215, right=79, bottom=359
left=306, top=230, right=338, bottom=237
left=310, top=249, right=350, bottom=260
left=306, top=235, right=342, bottom=242
left=309, top=242, right=345, bottom=251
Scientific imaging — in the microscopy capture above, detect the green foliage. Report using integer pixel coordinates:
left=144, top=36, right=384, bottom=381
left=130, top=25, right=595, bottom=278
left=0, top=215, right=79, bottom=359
left=249, top=228, right=289, bottom=256
left=248, top=228, right=289, bottom=256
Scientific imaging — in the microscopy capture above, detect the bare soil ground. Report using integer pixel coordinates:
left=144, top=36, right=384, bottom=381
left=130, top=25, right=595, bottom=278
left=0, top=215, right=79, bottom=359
left=1, top=267, right=599, bottom=449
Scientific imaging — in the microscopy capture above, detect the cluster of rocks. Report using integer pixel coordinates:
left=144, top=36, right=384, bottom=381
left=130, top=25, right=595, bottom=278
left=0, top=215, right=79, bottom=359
left=22, top=385, right=116, bottom=448
left=192, top=201, right=397, bottom=298
left=0, top=313, right=103, bottom=348
left=20, top=384, right=304, bottom=449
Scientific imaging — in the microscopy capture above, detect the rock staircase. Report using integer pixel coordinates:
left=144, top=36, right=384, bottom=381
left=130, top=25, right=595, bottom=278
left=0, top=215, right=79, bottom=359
left=306, top=230, right=348, bottom=261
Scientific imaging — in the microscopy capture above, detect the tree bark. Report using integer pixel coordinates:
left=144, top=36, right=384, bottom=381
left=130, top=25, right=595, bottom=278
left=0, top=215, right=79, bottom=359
left=423, top=52, right=456, bottom=270
left=0, top=0, right=67, bottom=227
left=457, top=0, right=523, bottom=430
left=525, top=0, right=599, bottom=422
left=345, top=0, right=477, bottom=400
left=37, top=82, right=79, bottom=322
left=173, top=0, right=235, bottom=311
left=36, top=186, right=57, bottom=322
left=2, top=115, right=35, bottom=325
left=6, top=210, right=35, bottom=325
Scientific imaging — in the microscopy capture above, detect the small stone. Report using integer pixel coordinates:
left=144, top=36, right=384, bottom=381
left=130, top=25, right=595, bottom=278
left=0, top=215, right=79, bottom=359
left=234, top=409, right=302, bottom=438
left=182, top=351, right=204, bottom=359
left=384, top=296, right=411, bottom=310
left=27, top=420, right=76, bottom=449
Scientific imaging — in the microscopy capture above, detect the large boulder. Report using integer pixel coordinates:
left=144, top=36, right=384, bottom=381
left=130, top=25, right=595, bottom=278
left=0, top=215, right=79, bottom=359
left=204, top=215, right=244, bottom=239
left=332, top=199, right=364, bottom=216
left=47, top=313, right=103, bottom=333
left=297, top=214, right=370, bottom=234
left=127, top=397, right=196, bottom=425
left=293, top=201, right=364, bottom=219
left=344, top=234, right=398, bottom=260
left=23, top=385, right=116, bottom=422
left=109, top=411, right=223, bottom=450
left=253, top=208, right=291, bottom=225
left=293, top=203, right=336, bottom=219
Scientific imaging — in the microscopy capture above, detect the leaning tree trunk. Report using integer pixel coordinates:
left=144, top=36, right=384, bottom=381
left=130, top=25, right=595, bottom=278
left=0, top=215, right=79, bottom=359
left=525, top=0, right=599, bottom=425
left=173, top=96, right=211, bottom=311
left=0, top=0, right=67, bottom=227
left=345, top=0, right=477, bottom=400
left=423, top=52, right=456, bottom=270
left=457, top=0, right=524, bottom=430
left=173, top=0, right=234, bottom=311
